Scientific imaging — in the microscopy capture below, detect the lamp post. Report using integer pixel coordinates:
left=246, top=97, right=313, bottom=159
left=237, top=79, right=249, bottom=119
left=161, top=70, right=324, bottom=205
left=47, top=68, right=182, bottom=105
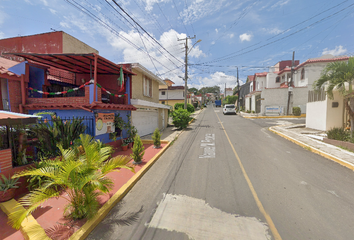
left=179, top=36, right=201, bottom=109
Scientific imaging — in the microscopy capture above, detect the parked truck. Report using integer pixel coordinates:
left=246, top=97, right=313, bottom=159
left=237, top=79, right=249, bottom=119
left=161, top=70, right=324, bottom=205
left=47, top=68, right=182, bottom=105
left=215, top=100, right=222, bottom=107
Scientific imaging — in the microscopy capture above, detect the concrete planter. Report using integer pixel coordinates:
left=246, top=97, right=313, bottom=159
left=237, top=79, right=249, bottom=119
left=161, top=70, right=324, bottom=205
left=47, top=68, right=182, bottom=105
left=323, top=138, right=354, bottom=152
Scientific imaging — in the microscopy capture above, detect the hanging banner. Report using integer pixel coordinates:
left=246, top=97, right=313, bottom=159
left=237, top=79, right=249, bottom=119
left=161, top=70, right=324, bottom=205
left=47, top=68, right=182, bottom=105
left=95, top=113, right=115, bottom=136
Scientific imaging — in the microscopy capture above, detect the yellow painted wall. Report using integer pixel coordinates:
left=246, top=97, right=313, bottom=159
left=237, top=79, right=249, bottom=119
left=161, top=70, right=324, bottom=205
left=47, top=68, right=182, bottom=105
left=62, top=32, right=99, bottom=54
left=132, top=70, right=159, bottom=103
left=159, top=99, right=185, bottom=109
left=158, top=108, right=169, bottom=130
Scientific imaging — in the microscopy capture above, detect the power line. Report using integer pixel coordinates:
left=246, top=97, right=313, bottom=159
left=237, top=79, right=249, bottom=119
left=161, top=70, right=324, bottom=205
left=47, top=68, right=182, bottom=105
left=196, top=2, right=354, bottom=65
left=110, top=0, right=184, bottom=66
left=64, top=0, right=173, bottom=72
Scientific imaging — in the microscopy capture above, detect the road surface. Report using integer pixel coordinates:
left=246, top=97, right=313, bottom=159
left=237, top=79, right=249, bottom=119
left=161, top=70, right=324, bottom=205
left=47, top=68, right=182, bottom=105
left=88, top=106, right=354, bottom=240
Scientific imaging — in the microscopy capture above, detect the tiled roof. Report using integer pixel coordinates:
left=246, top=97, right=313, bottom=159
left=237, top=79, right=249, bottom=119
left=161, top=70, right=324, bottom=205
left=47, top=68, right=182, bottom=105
left=255, top=72, right=267, bottom=77
left=277, top=56, right=350, bottom=75
left=168, top=86, right=184, bottom=90
left=247, top=75, right=255, bottom=82
left=295, top=56, right=349, bottom=69
left=0, top=57, right=20, bottom=77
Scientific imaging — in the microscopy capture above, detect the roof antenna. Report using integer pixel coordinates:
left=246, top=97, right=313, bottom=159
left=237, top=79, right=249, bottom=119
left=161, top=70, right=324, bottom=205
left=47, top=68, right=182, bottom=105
left=51, top=28, right=56, bottom=32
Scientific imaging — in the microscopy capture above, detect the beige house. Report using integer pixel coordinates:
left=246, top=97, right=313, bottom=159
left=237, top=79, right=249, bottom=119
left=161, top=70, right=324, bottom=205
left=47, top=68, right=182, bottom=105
left=159, top=79, right=189, bottom=109
left=130, top=63, right=170, bottom=136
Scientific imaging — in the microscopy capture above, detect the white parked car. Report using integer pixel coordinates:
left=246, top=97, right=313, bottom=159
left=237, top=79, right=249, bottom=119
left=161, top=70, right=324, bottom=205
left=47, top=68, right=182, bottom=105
left=223, top=104, right=237, bottom=115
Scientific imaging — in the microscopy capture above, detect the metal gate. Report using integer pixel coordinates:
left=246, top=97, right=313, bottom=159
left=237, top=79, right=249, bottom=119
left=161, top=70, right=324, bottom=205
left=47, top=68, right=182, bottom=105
left=255, top=95, right=261, bottom=113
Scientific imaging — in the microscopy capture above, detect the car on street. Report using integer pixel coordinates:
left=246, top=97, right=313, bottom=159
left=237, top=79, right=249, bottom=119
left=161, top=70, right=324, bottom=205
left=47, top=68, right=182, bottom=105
left=223, top=104, right=237, bottom=115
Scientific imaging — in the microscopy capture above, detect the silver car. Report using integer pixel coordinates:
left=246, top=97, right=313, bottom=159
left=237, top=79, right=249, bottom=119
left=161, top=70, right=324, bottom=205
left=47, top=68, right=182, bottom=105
left=223, top=104, right=237, bottom=115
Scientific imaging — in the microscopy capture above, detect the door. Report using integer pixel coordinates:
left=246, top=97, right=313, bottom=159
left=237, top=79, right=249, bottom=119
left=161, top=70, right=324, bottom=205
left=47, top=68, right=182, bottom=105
left=132, top=108, right=159, bottom=136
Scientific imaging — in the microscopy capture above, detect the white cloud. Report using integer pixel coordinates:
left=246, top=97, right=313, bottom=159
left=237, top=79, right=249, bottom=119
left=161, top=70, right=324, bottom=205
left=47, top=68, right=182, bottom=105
left=49, top=9, right=57, bottom=15
left=322, top=45, right=347, bottom=56
left=262, top=27, right=282, bottom=35
left=228, top=33, right=234, bottom=39
left=239, top=33, right=252, bottom=42
left=180, top=0, right=228, bottom=24
left=0, top=9, right=7, bottom=26
left=39, top=0, right=48, bottom=6
left=211, top=41, right=215, bottom=45
left=271, top=0, right=290, bottom=8
left=189, top=72, right=238, bottom=90
left=24, top=0, right=33, bottom=4
left=215, top=29, right=218, bottom=33
left=0, top=31, right=5, bottom=39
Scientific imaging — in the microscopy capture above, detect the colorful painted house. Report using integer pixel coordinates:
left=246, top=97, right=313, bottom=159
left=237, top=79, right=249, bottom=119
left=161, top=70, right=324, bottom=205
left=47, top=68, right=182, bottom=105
left=8, top=53, right=136, bottom=144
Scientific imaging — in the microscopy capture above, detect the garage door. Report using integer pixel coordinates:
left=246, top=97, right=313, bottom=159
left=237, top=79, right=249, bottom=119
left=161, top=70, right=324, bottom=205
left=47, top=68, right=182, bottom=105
left=132, top=109, right=158, bottom=137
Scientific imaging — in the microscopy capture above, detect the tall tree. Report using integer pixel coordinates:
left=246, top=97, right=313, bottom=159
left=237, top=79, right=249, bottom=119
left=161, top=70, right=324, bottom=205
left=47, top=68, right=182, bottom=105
left=314, top=57, right=354, bottom=134
left=188, top=87, right=199, bottom=95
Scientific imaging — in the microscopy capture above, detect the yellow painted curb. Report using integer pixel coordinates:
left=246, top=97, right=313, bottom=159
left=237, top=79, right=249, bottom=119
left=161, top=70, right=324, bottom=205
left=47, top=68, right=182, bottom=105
left=244, top=114, right=306, bottom=119
left=69, top=141, right=172, bottom=240
left=269, top=127, right=354, bottom=171
left=0, top=199, right=50, bottom=240
left=141, top=139, right=169, bottom=144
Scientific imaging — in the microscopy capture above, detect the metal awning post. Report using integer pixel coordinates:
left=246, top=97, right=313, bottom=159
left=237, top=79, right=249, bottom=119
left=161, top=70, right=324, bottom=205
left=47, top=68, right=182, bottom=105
left=94, top=54, right=98, bottom=102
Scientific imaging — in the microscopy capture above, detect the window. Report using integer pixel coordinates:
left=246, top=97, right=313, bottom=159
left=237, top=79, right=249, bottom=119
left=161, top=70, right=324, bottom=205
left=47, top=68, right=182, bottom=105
left=161, top=101, right=165, bottom=104
left=281, top=75, right=285, bottom=82
left=162, top=91, right=165, bottom=95
left=144, top=77, right=152, bottom=97
left=276, top=76, right=280, bottom=83
left=301, top=68, right=305, bottom=80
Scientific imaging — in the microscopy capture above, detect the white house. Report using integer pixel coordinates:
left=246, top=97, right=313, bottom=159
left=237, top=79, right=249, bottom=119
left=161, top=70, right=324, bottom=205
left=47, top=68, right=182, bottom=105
left=159, top=79, right=185, bottom=109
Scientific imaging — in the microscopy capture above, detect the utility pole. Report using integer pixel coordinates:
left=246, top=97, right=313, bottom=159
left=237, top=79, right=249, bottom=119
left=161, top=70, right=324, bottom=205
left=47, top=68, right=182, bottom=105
left=237, top=67, right=240, bottom=112
left=287, top=51, right=295, bottom=115
left=225, top=83, right=226, bottom=99
left=178, top=35, right=196, bottom=109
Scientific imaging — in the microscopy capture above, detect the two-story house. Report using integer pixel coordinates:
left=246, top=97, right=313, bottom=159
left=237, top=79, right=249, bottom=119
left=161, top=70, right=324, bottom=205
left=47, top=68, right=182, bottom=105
left=159, top=79, right=185, bottom=109
left=8, top=53, right=136, bottom=145
left=129, top=63, right=170, bottom=136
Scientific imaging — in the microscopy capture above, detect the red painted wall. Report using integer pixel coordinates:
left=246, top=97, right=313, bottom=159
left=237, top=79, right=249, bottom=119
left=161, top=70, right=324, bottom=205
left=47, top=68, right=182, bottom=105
left=27, top=86, right=90, bottom=106
left=279, top=60, right=300, bottom=71
left=0, top=149, right=12, bottom=173
left=0, top=32, right=63, bottom=61
left=8, top=80, right=23, bottom=113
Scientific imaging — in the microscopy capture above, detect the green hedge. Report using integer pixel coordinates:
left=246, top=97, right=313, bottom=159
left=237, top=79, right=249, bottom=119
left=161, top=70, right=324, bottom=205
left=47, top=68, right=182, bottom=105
left=174, top=103, right=195, bottom=113
left=293, top=107, right=301, bottom=116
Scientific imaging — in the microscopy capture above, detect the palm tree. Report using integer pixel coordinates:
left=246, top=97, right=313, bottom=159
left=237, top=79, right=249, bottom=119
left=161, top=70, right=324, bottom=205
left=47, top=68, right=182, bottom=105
left=9, top=134, right=135, bottom=229
left=314, top=57, right=354, bottom=135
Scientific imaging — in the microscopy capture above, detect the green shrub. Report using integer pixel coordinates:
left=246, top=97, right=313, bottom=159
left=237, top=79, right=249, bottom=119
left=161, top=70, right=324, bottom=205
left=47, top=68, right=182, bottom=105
left=174, top=103, right=195, bottom=113
left=251, top=110, right=255, bottom=113
left=172, top=108, right=191, bottom=129
left=152, top=128, right=161, bottom=148
left=293, top=107, right=301, bottom=116
left=10, top=134, right=134, bottom=229
left=131, top=134, right=145, bottom=164
left=327, top=127, right=350, bottom=141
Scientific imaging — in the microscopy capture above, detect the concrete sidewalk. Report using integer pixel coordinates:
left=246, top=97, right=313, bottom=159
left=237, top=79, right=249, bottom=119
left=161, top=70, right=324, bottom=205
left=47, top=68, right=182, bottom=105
left=141, top=109, right=203, bottom=142
left=269, top=124, right=354, bottom=171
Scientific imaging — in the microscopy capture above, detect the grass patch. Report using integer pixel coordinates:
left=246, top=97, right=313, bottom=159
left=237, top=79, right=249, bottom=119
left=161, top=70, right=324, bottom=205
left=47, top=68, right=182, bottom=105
left=339, top=146, right=354, bottom=153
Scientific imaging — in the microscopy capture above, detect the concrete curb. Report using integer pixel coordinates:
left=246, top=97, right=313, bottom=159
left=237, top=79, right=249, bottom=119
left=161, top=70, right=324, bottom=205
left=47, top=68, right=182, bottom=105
left=69, top=140, right=172, bottom=240
left=0, top=199, right=50, bottom=240
left=269, top=127, right=354, bottom=171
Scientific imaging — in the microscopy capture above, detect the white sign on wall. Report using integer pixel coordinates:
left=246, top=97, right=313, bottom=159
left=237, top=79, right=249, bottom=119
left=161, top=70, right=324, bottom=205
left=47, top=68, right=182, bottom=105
left=95, top=113, right=115, bottom=136
left=265, top=106, right=281, bottom=115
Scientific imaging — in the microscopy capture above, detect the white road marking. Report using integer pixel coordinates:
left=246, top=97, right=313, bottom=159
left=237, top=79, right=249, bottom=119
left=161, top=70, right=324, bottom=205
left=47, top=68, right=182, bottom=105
left=327, top=190, right=340, bottom=198
left=300, top=181, right=308, bottom=185
left=148, top=194, right=271, bottom=240
left=261, top=128, right=272, bottom=138
left=286, top=151, right=291, bottom=154
left=214, top=110, right=220, bottom=112
left=199, top=134, right=215, bottom=158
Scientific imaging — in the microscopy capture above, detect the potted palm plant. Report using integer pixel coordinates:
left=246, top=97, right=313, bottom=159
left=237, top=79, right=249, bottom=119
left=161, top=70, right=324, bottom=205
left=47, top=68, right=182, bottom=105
left=0, top=175, right=20, bottom=202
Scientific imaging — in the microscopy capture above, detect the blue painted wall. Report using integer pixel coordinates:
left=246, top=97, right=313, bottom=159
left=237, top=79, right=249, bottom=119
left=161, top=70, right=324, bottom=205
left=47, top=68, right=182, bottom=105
left=28, top=66, right=45, bottom=98
left=29, top=109, right=132, bottom=144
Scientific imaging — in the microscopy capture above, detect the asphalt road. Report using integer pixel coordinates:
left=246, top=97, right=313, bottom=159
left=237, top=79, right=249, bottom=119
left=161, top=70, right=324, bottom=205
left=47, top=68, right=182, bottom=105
left=88, top=106, right=354, bottom=240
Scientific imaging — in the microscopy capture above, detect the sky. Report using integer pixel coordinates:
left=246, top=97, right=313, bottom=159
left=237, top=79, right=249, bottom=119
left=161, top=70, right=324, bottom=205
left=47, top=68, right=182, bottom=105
left=1, top=0, right=354, bottom=93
